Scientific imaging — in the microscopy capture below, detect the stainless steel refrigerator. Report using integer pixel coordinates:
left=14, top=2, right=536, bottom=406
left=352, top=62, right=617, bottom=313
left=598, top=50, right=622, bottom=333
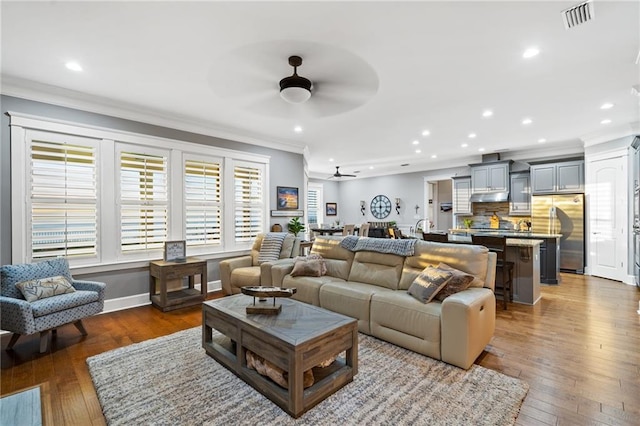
left=531, top=194, right=585, bottom=273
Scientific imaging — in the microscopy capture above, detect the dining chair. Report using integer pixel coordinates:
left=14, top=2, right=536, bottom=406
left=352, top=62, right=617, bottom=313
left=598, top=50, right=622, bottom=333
left=342, top=224, right=355, bottom=236
left=358, top=223, right=370, bottom=237
left=471, top=235, right=514, bottom=309
left=422, top=232, right=448, bottom=242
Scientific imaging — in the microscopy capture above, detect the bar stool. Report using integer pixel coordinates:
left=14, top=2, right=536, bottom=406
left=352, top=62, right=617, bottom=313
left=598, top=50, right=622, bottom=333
left=471, top=235, right=514, bottom=309
left=422, top=232, right=448, bottom=242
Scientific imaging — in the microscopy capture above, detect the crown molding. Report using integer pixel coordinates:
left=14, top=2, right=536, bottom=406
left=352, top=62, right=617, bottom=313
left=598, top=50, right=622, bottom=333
left=580, top=121, right=640, bottom=147
left=1, top=75, right=305, bottom=155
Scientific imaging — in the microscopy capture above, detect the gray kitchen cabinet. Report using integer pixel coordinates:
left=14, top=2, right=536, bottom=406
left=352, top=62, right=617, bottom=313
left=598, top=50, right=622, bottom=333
left=452, top=176, right=472, bottom=214
left=509, top=172, right=531, bottom=215
left=470, top=161, right=511, bottom=193
left=531, top=160, right=584, bottom=194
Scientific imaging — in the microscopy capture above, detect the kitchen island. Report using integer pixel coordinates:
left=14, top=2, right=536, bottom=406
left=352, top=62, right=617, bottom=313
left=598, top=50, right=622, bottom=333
left=449, top=229, right=561, bottom=284
left=447, top=235, right=542, bottom=305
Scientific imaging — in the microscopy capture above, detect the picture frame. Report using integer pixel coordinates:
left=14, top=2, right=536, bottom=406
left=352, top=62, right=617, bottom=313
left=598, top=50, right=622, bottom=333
left=277, top=186, right=299, bottom=210
left=164, top=240, right=186, bottom=262
left=326, top=202, right=337, bottom=216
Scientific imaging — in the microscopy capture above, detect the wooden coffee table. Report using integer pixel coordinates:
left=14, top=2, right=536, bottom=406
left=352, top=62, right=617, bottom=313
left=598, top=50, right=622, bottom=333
left=202, top=294, right=358, bottom=418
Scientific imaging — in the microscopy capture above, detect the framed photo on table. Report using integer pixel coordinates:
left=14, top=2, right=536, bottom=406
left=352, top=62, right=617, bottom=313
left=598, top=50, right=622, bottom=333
left=326, top=202, right=337, bottom=216
left=277, top=186, right=299, bottom=210
left=164, top=240, right=186, bottom=262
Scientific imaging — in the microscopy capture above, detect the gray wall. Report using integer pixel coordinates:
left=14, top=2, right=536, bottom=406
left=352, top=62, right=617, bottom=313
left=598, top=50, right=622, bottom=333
left=331, top=167, right=469, bottom=230
left=0, top=95, right=304, bottom=300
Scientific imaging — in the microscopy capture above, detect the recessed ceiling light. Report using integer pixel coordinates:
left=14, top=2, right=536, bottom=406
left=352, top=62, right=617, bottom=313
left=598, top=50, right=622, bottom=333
left=538, top=138, right=547, bottom=143
left=522, top=118, right=533, bottom=125
left=421, top=130, right=430, bottom=137
left=65, top=61, right=83, bottom=72
left=329, top=158, right=334, bottom=162
left=293, top=125, right=303, bottom=133
left=369, top=166, right=374, bottom=170
left=522, top=47, right=540, bottom=59
left=461, top=143, right=468, bottom=148
left=468, top=133, right=477, bottom=139
left=478, top=148, right=485, bottom=152
left=431, top=154, right=437, bottom=159
left=600, top=103, right=614, bottom=109
left=601, top=119, right=612, bottom=124
left=482, top=110, right=493, bottom=118
left=415, top=149, right=422, bottom=154
left=412, top=140, right=419, bottom=145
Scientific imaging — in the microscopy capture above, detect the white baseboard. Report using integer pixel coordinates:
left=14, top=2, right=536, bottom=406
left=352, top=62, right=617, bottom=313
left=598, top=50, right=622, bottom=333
left=102, top=279, right=222, bottom=314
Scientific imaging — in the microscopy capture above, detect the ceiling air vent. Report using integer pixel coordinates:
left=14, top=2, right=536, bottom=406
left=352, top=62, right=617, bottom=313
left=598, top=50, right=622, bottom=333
left=562, top=1, right=595, bottom=29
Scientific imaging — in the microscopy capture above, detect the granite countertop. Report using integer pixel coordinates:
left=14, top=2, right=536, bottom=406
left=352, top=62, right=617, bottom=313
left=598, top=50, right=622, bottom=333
left=448, top=229, right=561, bottom=238
left=447, top=235, right=544, bottom=247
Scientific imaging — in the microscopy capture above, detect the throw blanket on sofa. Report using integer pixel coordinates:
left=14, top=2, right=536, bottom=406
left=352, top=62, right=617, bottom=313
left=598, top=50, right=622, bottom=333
left=340, top=236, right=417, bottom=256
left=257, top=232, right=288, bottom=264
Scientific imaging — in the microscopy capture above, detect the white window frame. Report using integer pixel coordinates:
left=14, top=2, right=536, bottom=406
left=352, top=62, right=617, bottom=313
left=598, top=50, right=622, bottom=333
left=10, top=112, right=270, bottom=272
left=307, top=182, right=324, bottom=227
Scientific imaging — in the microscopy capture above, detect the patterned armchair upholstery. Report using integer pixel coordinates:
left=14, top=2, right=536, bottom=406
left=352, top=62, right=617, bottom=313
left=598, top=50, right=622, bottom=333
left=220, top=233, right=301, bottom=295
left=1, top=258, right=106, bottom=353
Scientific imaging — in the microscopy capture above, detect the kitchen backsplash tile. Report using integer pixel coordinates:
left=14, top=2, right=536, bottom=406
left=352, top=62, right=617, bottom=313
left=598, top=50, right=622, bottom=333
left=455, top=202, right=531, bottom=230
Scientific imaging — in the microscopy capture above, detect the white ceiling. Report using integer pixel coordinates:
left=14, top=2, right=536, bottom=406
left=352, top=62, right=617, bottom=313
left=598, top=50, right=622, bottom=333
left=2, top=1, right=639, bottom=179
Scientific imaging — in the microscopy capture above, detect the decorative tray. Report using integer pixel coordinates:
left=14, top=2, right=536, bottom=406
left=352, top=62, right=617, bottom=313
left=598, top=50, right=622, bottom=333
left=241, top=286, right=296, bottom=298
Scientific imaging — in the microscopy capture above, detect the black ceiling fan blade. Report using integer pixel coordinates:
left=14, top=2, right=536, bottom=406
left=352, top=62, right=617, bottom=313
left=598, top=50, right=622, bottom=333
left=333, top=166, right=356, bottom=178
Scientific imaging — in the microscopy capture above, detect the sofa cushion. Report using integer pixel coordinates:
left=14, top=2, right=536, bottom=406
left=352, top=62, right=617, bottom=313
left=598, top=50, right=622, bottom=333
left=284, top=275, right=346, bottom=306
left=433, top=263, right=475, bottom=302
left=16, top=275, right=75, bottom=302
left=30, top=290, right=100, bottom=317
left=309, top=237, right=354, bottom=280
left=251, top=233, right=298, bottom=266
left=348, top=251, right=404, bottom=290
left=407, top=266, right=452, bottom=303
left=230, top=266, right=261, bottom=289
left=370, top=291, right=442, bottom=360
left=399, top=241, right=489, bottom=290
left=319, top=281, right=394, bottom=334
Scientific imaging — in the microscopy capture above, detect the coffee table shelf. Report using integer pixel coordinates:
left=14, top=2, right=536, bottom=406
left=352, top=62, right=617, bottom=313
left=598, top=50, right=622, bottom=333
left=202, top=295, right=358, bottom=418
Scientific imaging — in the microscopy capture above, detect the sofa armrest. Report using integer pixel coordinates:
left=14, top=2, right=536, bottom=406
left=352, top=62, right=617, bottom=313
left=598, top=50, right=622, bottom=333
left=72, top=280, right=106, bottom=301
left=260, top=258, right=296, bottom=287
left=0, top=296, right=36, bottom=334
left=219, top=256, right=252, bottom=295
left=440, top=288, right=496, bottom=369
left=270, top=260, right=296, bottom=287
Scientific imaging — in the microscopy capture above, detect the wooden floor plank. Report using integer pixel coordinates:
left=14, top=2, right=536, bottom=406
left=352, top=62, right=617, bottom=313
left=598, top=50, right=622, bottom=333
left=1, top=274, right=638, bottom=425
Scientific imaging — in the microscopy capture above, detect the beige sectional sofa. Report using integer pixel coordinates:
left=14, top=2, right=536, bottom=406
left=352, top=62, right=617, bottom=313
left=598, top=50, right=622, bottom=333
left=270, top=236, right=497, bottom=369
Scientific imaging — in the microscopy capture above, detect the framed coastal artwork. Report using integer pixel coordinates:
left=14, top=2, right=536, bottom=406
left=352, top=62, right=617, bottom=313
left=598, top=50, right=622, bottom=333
left=326, top=202, right=337, bottom=216
left=277, top=186, right=299, bottom=210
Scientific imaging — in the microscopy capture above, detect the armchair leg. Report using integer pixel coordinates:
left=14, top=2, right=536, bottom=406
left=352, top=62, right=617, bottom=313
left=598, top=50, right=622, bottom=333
left=7, top=333, right=21, bottom=350
left=39, top=331, right=49, bottom=353
left=73, top=320, right=88, bottom=336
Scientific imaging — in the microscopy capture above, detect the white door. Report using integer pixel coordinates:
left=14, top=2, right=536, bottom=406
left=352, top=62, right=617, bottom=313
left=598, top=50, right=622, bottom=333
left=587, top=154, right=627, bottom=281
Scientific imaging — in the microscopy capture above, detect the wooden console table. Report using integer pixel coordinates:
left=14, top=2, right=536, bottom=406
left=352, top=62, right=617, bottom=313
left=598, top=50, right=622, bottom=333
left=149, top=257, right=207, bottom=311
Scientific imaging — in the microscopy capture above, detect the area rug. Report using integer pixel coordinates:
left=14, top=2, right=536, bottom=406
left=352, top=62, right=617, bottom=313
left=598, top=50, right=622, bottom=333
left=87, top=327, right=528, bottom=425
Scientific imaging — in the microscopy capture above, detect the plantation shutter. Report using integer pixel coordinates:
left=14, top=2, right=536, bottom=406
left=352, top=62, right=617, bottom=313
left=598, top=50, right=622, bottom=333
left=233, top=163, right=264, bottom=242
left=184, top=159, right=222, bottom=247
left=308, top=188, right=319, bottom=224
left=30, top=138, right=97, bottom=259
left=120, top=151, right=168, bottom=252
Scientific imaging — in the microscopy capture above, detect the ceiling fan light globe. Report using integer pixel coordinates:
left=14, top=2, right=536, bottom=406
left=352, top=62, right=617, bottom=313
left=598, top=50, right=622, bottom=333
left=280, top=87, right=311, bottom=103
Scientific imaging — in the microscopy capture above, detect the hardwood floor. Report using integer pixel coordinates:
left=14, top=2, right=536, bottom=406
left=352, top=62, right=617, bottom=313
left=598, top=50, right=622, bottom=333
left=1, top=274, right=639, bottom=425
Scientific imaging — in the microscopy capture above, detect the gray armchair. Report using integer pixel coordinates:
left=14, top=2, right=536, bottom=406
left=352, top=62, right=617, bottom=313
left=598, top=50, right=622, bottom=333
left=1, top=258, right=106, bottom=353
left=220, top=233, right=301, bottom=295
